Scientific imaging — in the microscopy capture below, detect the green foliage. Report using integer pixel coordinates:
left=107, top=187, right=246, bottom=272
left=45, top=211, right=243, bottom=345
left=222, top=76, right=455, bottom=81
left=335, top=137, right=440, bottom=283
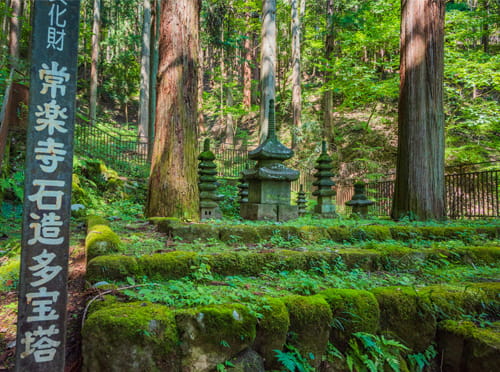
left=407, top=344, right=437, bottom=372
left=345, top=332, right=409, bottom=372
left=274, top=344, right=315, bottom=372
left=0, top=170, right=24, bottom=202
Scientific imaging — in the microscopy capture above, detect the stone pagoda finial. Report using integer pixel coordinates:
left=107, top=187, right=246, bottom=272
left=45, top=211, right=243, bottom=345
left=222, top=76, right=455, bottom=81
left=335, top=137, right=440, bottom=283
left=198, top=139, right=222, bottom=220
left=312, top=140, right=337, bottom=217
left=240, top=99, right=299, bottom=221
left=346, top=181, right=374, bottom=218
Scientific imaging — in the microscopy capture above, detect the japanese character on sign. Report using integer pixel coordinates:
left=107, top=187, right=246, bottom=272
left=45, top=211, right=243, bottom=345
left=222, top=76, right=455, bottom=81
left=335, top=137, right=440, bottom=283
left=39, top=62, right=70, bottom=98
left=47, top=27, right=66, bottom=51
left=28, top=249, right=62, bottom=287
left=28, top=179, right=65, bottom=210
left=35, top=100, right=68, bottom=135
left=28, top=212, right=64, bottom=246
left=20, top=325, right=60, bottom=362
left=48, top=3, right=67, bottom=28
left=26, top=287, right=60, bottom=322
left=35, top=138, right=67, bottom=173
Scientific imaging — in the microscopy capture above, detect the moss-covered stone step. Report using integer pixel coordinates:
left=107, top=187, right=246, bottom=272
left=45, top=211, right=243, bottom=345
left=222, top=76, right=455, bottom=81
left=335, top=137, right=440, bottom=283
left=437, top=320, right=500, bottom=372
left=82, top=283, right=500, bottom=372
left=151, top=217, right=499, bottom=244
left=85, top=245, right=499, bottom=282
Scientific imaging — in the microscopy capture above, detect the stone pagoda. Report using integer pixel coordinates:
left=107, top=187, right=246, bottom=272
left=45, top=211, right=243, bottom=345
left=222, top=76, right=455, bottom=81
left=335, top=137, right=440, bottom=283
left=198, top=139, right=222, bottom=220
left=237, top=168, right=249, bottom=204
left=240, top=100, right=299, bottom=221
left=346, top=181, right=374, bottom=218
left=296, top=184, right=307, bottom=216
left=312, top=141, right=337, bottom=217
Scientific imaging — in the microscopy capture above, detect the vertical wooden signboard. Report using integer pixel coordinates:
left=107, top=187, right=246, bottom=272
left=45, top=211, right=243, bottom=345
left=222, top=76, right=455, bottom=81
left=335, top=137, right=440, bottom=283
left=15, top=1, right=80, bottom=371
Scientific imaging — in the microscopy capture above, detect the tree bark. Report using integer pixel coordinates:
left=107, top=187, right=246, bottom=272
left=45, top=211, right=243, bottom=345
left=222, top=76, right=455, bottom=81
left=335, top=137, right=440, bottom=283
left=138, top=0, right=152, bottom=143
left=149, top=0, right=161, bottom=159
left=89, top=0, right=100, bottom=125
left=259, top=0, right=277, bottom=143
left=145, top=0, right=200, bottom=219
left=322, top=0, right=335, bottom=150
left=291, top=0, right=302, bottom=149
left=242, top=12, right=252, bottom=110
left=391, top=0, right=446, bottom=221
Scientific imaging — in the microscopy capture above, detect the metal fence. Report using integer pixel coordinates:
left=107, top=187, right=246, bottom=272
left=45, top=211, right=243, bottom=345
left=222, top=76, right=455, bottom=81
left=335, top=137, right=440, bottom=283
left=75, top=122, right=149, bottom=177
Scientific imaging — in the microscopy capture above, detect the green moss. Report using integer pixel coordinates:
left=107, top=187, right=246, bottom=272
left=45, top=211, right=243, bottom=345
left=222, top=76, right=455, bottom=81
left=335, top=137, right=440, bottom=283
left=254, top=298, right=290, bottom=370
left=327, top=226, right=351, bottom=242
left=420, top=285, right=488, bottom=320
left=458, top=245, right=500, bottom=264
left=350, top=226, right=391, bottom=241
left=219, top=225, right=260, bottom=244
left=86, top=215, right=109, bottom=230
left=139, top=251, right=197, bottom=280
left=87, top=294, right=120, bottom=315
left=0, top=258, right=20, bottom=290
left=86, top=224, right=121, bottom=260
left=82, top=301, right=179, bottom=372
left=283, top=295, right=333, bottom=368
left=298, top=226, right=328, bottom=242
left=437, top=320, right=500, bottom=372
left=71, top=173, right=92, bottom=212
left=338, top=249, right=381, bottom=270
left=86, top=255, right=141, bottom=282
left=371, top=286, right=436, bottom=352
left=319, top=288, right=380, bottom=351
left=389, top=226, right=422, bottom=241
left=175, top=303, right=257, bottom=371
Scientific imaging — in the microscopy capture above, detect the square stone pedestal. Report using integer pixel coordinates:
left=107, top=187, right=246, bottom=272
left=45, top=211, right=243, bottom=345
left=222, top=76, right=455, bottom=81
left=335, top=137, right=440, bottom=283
left=314, top=203, right=337, bottom=217
left=240, top=203, right=298, bottom=221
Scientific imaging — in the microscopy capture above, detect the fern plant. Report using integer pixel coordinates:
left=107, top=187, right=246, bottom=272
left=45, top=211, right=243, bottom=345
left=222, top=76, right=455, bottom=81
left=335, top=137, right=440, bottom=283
left=346, top=332, right=409, bottom=372
left=274, top=345, right=315, bottom=372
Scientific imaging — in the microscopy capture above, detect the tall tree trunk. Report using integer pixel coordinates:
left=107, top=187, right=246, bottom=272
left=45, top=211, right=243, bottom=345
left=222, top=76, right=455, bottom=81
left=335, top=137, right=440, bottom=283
left=322, top=0, right=335, bottom=150
left=149, top=0, right=161, bottom=159
left=0, top=0, right=22, bottom=170
left=392, top=0, right=446, bottom=221
left=259, top=0, right=277, bottom=143
left=291, top=0, right=302, bottom=149
left=138, top=0, right=152, bottom=143
left=146, top=0, right=200, bottom=219
left=89, top=0, right=100, bottom=125
left=242, top=12, right=252, bottom=110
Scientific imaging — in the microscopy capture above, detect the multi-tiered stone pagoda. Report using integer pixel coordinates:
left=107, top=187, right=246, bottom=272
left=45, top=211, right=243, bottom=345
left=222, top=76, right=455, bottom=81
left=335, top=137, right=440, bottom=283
left=198, top=139, right=222, bottom=220
left=240, top=100, right=299, bottom=221
left=312, top=141, right=337, bottom=217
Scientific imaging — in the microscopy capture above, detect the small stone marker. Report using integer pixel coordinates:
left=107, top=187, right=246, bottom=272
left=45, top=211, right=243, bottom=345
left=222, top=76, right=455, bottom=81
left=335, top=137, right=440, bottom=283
left=296, top=184, right=307, bottom=216
left=15, top=1, right=81, bottom=371
left=312, top=141, right=337, bottom=217
left=240, top=99, right=299, bottom=221
left=198, top=139, right=222, bottom=220
left=346, top=182, right=375, bottom=218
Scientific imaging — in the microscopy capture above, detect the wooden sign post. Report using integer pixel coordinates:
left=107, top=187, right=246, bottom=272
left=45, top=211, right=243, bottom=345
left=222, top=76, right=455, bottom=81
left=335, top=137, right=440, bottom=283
left=15, top=1, right=80, bottom=371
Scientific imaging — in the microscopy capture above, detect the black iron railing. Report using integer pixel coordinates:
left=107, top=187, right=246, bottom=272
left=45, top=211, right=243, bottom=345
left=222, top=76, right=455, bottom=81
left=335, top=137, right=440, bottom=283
left=75, top=122, right=149, bottom=177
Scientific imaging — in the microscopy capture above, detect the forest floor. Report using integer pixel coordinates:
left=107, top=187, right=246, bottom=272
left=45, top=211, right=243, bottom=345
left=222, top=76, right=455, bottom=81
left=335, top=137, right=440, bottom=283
left=0, top=234, right=89, bottom=371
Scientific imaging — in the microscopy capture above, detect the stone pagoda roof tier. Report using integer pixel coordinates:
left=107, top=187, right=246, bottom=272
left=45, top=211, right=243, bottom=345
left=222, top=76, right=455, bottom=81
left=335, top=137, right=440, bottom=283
left=243, top=163, right=299, bottom=181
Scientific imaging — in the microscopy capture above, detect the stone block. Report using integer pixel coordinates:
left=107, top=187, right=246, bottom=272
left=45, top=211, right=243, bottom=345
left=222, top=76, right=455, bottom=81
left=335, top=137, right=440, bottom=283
left=277, top=204, right=298, bottom=221
left=240, top=203, right=278, bottom=221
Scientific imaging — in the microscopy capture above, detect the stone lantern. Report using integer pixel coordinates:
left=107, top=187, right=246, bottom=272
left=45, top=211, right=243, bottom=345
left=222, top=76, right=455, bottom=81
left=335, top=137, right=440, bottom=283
left=198, top=139, right=222, bottom=220
left=240, top=100, right=299, bottom=221
left=346, top=181, right=374, bottom=218
left=312, top=141, right=337, bottom=217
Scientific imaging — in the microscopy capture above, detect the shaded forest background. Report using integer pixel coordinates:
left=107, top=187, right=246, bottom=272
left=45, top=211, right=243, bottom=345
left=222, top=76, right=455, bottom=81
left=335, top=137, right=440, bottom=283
left=0, top=0, right=498, bottom=184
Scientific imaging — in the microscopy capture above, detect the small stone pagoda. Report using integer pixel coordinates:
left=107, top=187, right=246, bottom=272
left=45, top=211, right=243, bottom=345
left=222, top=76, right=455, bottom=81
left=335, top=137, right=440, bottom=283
left=312, top=141, right=337, bottom=217
left=237, top=168, right=249, bottom=204
left=296, top=184, right=307, bottom=216
left=198, top=139, right=222, bottom=220
left=346, top=181, right=374, bottom=218
left=240, top=100, right=299, bottom=221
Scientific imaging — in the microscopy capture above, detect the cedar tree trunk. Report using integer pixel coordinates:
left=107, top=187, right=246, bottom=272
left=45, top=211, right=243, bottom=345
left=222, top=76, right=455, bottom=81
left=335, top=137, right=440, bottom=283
left=392, top=0, right=446, bottom=220
left=145, top=0, right=200, bottom=219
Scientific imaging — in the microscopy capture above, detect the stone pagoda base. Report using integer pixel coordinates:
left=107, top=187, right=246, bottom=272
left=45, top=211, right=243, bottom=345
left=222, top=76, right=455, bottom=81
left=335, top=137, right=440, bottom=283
left=240, top=203, right=298, bottom=221
left=314, top=203, right=337, bottom=217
